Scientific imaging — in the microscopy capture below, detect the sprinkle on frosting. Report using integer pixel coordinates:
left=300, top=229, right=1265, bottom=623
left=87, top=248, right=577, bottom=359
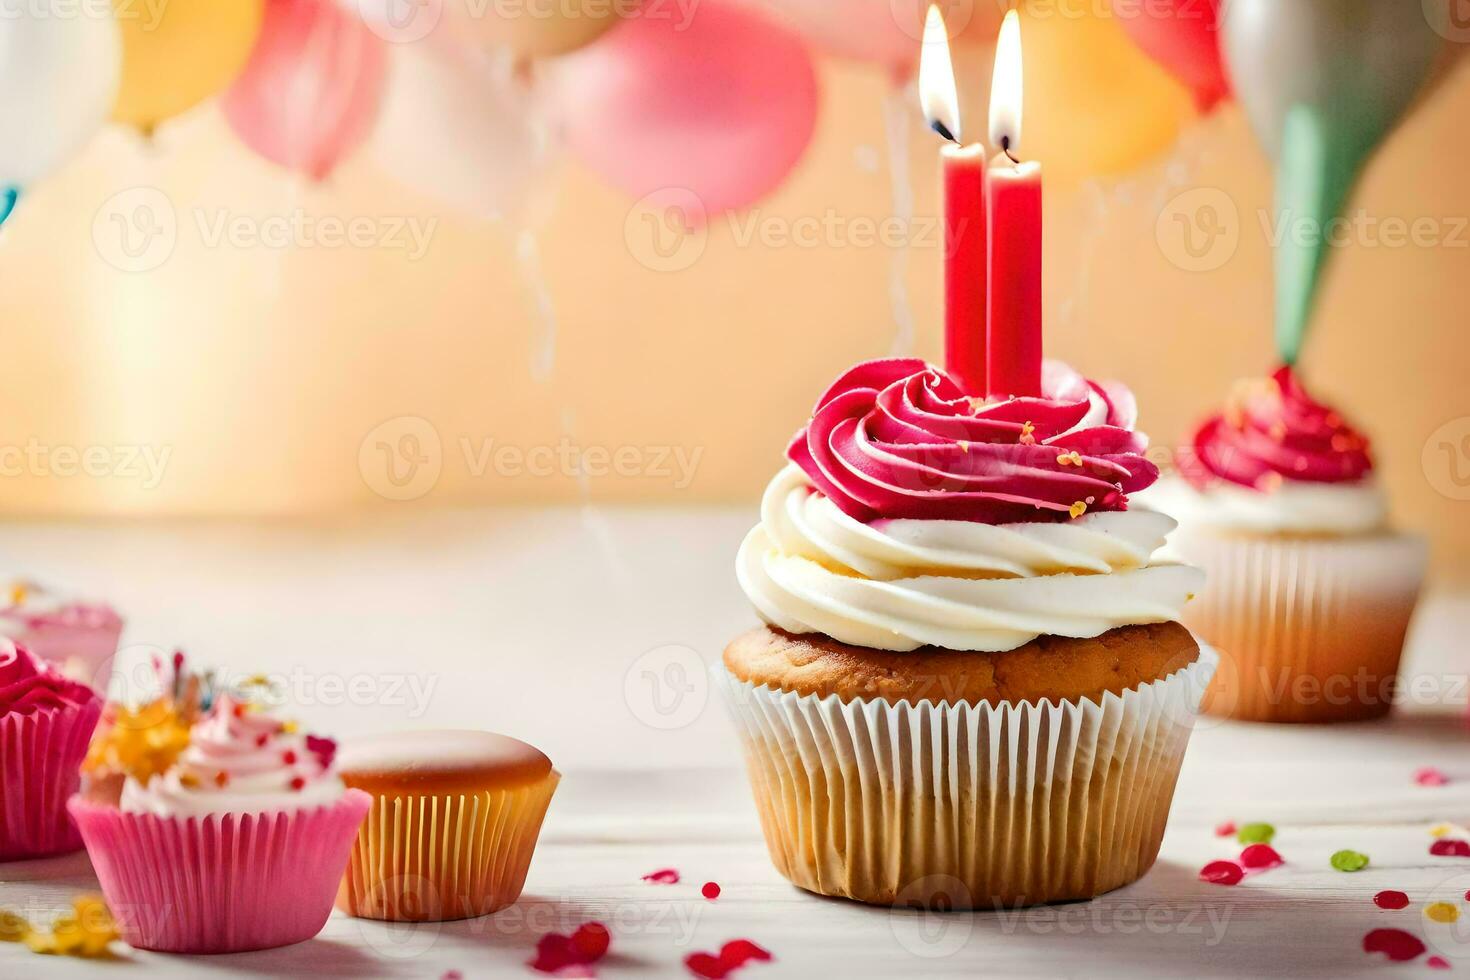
left=1182, top=366, right=1373, bottom=493
left=786, top=358, right=1157, bottom=525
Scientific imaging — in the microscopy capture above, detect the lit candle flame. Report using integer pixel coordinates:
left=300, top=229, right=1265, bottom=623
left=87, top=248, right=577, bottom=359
left=988, top=9, right=1023, bottom=159
left=919, top=5, right=961, bottom=144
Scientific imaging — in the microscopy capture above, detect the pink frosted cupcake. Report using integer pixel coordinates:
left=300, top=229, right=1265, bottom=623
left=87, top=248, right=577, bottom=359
left=1147, top=367, right=1427, bottom=722
left=69, top=693, right=370, bottom=952
left=0, top=640, right=101, bottom=860
left=0, top=582, right=123, bottom=695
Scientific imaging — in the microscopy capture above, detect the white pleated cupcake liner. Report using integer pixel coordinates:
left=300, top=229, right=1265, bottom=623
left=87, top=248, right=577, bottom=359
left=716, top=645, right=1217, bottom=909
left=1168, top=527, right=1427, bottom=723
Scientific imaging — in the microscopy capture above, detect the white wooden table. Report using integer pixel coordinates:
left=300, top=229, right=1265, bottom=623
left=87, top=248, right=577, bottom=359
left=1, top=509, right=1468, bottom=977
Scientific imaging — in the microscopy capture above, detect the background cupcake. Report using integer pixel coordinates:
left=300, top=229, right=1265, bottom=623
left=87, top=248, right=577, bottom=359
left=1146, top=367, right=1427, bottom=723
left=335, top=730, right=558, bottom=922
left=0, top=581, right=123, bottom=695
left=722, top=357, right=1214, bottom=909
left=0, top=639, right=100, bottom=860
left=69, top=692, right=369, bottom=952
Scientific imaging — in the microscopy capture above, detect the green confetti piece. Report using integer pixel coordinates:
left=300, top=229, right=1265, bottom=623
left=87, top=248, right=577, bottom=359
left=1331, top=849, right=1370, bottom=872
left=1237, top=823, right=1276, bottom=845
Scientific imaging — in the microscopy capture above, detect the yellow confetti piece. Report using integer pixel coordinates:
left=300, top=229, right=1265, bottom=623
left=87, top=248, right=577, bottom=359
left=0, top=910, right=31, bottom=943
left=1069, top=501, right=1088, bottom=519
left=1430, top=824, right=1454, bottom=838
left=1426, top=902, right=1460, bottom=923
left=8, top=583, right=27, bottom=606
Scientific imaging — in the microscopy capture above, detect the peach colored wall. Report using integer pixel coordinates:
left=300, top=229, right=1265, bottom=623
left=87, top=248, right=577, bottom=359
left=0, top=52, right=1466, bottom=575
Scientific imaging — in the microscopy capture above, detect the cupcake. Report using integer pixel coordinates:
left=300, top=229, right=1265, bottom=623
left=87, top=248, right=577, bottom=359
left=335, top=730, right=558, bottom=922
left=0, top=581, right=123, bottom=695
left=1145, top=366, right=1426, bottom=723
left=723, top=358, right=1213, bottom=908
left=68, top=692, right=370, bottom=952
left=0, top=640, right=101, bottom=860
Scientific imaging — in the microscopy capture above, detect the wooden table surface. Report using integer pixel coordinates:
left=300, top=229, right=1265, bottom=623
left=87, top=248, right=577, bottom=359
left=0, top=510, right=1467, bottom=978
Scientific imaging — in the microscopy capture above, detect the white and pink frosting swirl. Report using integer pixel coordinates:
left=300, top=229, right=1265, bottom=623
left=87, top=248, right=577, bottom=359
left=120, top=695, right=344, bottom=818
left=739, top=359, right=1202, bottom=653
left=0, top=640, right=97, bottom=716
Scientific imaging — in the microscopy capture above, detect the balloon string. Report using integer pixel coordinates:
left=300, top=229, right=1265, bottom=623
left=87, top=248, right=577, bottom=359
left=881, top=82, right=917, bottom=357
left=558, top=406, right=633, bottom=592
left=519, top=227, right=558, bottom=383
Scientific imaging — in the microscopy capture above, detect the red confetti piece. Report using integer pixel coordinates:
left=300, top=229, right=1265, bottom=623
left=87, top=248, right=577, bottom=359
left=1415, top=767, right=1449, bottom=787
left=282, top=750, right=297, bottom=765
left=255, top=733, right=269, bottom=747
left=1428, top=956, right=1451, bottom=970
left=306, top=734, right=337, bottom=768
left=571, top=923, right=610, bottom=963
left=702, top=881, right=722, bottom=900
left=214, top=771, right=230, bottom=788
left=1363, top=928, right=1426, bottom=962
left=1430, top=839, right=1470, bottom=857
left=1374, top=890, right=1411, bottom=910
left=1214, top=821, right=1237, bottom=837
left=642, top=868, right=681, bottom=885
left=684, top=940, right=772, bottom=979
left=289, top=776, right=306, bottom=791
left=1239, top=844, right=1283, bottom=870
left=530, top=924, right=611, bottom=975
left=1199, top=860, right=1243, bottom=885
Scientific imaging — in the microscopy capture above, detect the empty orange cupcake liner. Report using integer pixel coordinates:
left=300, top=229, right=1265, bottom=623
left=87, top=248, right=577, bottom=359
left=337, top=772, right=559, bottom=921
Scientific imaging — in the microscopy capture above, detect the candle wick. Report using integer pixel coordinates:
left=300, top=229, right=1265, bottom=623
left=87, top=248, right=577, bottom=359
left=929, top=119, right=957, bottom=144
left=1000, top=136, right=1018, bottom=164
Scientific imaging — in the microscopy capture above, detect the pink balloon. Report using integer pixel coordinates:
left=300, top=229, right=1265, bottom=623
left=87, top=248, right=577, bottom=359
left=222, top=0, right=386, bottom=180
left=1112, top=0, right=1229, bottom=113
left=554, top=2, right=817, bottom=217
left=743, top=0, right=1003, bottom=71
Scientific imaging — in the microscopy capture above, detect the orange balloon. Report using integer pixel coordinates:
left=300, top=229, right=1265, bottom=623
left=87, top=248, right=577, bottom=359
left=1014, top=2, right=1193, bottom=183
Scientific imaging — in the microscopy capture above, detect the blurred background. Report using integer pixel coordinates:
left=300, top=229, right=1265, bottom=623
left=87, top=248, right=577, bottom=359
left=0, top=0, right=1466, bottom=583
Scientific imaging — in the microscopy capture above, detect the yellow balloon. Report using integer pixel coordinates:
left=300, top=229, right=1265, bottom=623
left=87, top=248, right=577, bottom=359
left=446, top=0, right=622, bottom=59
left=1017, top=1, right=1193, bottom=183
left=111, top=0, right=264, bottom=132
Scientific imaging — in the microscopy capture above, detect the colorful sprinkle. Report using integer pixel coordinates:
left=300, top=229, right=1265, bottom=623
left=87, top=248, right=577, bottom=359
left=214, top=771, right=229, bottom=788
left=1236, top=822, right=1275, bottom=845
left=282, top=750, right=297, bottom=765
left=702, top=881, right=722, bottom=900
left=1214, top=821, right=1237, bottom=838
left=1431, top=824, right=1454, bottom=838
left=1426, top=902, right=1460, bottom=923
left=1331, top=850, right=1370, bottom=872
left=1428, top=956, right=1451, bottom=970
left=642, top=868, right=681, bottom=884
left=1374, top=890, right=1411, bottom=910
left=12, top=894, right=117, bottom=958
left=1415, top=767, right=1449, bottom=787
left=530, top=922, right=612, bottom=974
left=571, top=923, right=611, bottom=962
left=1430, top=839, right=1470, bottom=858
left=289, top=776, right=306, bottom=791
left=1362, top=928, right=1426, bottom=962
left=1239, top=844, right=1283, bottom=870
left=1069, top=501, right=1088, bottom=519
left=1199, top=861, right=1243, bottom=886
left=685, top=940, right=772, bottom=979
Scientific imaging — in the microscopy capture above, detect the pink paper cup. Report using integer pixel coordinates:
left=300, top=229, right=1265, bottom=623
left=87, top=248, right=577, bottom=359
left=69, top=789, right=371, bottom=953
left=0, top=698, right=102, bottom=860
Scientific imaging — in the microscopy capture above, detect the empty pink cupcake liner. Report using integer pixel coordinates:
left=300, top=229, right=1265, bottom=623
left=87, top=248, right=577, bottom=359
left=69, top=789, right=371, bottom=953
left=0, top=698, right=102, bottom=861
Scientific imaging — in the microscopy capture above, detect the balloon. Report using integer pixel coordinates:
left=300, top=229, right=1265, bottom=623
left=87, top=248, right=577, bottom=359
left=1222, top=0, right=1440, bottom=363
left=744, top=0, right=1004, bottom=71
left=0, top=11, right=120, bottom=195
left=553, top=2, right=817, bottom=216
left=112, top=0, right=265, bottom=132
left=445, top=0, right=622, bottom=58
left=222, top=0, right=387, bottom=180
left=1111, top=0, right=1228, bottom=112
left=370, top=37, right=549, bottom=220
left=1016, top=2, right=1193, bottom=183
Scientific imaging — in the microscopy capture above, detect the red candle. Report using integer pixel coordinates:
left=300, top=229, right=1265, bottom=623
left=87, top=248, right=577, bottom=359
left=985, top=10, right=1042, bottom=399
left=921, top=6, right=987, bottom=394
left=943, top=145, right=987, bottom=395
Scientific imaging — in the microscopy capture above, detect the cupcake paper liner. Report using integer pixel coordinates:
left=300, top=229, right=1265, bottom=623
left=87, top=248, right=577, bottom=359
left=0, top=698, right=102, bottom=861
left=716, top=648, right=1216, bottom=908
left=337, top=773, right=559, bottom=921
left=68, top=789, right=371, bottom=953
left=1171, top=528, right=1427, bottom=723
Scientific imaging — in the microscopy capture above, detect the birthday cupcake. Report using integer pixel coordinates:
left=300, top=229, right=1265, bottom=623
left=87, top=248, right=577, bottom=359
left=69, top=691, right=370, bottom=952
left=0, top=581, right=123, bottom=695
left=721, top=358, right=1214, bottom=908
left=0, top=640, right=101, bottom=860
left=1146, top=367, right=1427, bottom=723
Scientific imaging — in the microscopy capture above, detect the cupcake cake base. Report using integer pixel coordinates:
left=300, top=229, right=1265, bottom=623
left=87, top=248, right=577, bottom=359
left=720, top=625, right=1216, bottom=909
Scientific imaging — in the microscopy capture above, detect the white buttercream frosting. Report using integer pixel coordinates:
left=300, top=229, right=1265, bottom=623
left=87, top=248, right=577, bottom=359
left=738, top=466, right=1205, bottom=653
left=1140, top=474, right=1387, bottom=536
